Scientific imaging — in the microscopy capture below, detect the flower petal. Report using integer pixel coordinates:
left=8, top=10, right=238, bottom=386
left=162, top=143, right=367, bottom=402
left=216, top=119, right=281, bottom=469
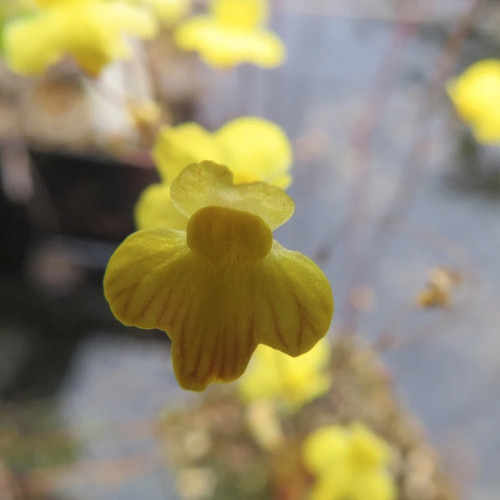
left=211, top=0, right=268, bottom=30
left=349, top=470, right=395, bottom=500
left=215, top=116, right=292, bottom=187
left=251, top=241, right=334, bottom=355
left=170, top=161, right=294, bottom=230
left=109, top=1, right=158, bottom=38
left=103, top=228, right=190, bottom=331
left=141, top=0, right=191, bottom=26
left=174, top=17, right=212, bottom=52
left=4, top=15, right=63, bottom=75
left=243, top=30, right=285, bottom=67
left=134, top=183, right=188, bottom=230
left=103, top=228, right=260, bottom=390
left=447, top=59, right=500, bottom=123
left=175, top=21, right=284, bottom=67
left=4, top=0, right=157, bottom=76
left=152, top=123, right=224, bottom=183
left=303, top=426, right=349, bottom=475
left=104, top=229, right=333, bottom=391
left=238, top=339, right=331, bottom=409
left=174, top=4, right=285, bottom=68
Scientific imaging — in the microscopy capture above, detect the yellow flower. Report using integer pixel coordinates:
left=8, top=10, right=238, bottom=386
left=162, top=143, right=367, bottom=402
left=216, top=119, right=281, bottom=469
left=215, top=117, right=292, bottom=188
left=447, top=59, right=500, bottom=144
left=104, top=161, right=333, bottom=391
left=153, top=122, right=225, bottom=183
left=4, top=0, right=157, bottom=76
left=237, top=338, right=331, bottom=410
left=130, top=0, right=190, bottom=26
left=135, top=117, right=292, bottom=230
left=174, top=0, right=285, bottom=68
left=303, top=423, right=395, bottom=500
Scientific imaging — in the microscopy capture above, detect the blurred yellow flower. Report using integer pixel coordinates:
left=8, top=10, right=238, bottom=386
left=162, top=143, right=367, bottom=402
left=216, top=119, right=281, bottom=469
left=4, top=0, right=157, bottom=76
left=303, top=423, right=395, bottom=500
left=135, top=117, right=292, bottom=230
left=131, top=0, right=190, bottom=26
left=447, top=59, right=500, bottom=144
left=174, top=0, right=285, bottom=68
left=238, top=338, right=331, bottom=410
left=104, top=161, right=333, bottom=391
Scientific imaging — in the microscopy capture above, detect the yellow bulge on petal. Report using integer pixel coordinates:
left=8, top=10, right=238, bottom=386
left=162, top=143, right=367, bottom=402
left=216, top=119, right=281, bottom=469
left=211, top=0, right=268, bottom=30
left=187, top=206, right=272, bottom=263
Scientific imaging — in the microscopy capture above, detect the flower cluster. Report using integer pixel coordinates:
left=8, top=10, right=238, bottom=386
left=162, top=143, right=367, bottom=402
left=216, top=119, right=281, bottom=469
left=104, top=161, right=333, bottom=391
left=303, top=422, right=395, bottom=500
left=135, top=116, right=293, bottom=230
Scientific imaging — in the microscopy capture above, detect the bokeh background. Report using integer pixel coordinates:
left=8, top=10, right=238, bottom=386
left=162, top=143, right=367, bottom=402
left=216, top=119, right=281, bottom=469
left=1, top=0, right=500, bottom=498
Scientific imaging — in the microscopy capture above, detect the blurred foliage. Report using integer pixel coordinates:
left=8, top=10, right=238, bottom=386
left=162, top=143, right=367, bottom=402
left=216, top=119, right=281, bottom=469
left=159, top=337, right=458, bottom=500
left=0, top=401, right=76, bottom=472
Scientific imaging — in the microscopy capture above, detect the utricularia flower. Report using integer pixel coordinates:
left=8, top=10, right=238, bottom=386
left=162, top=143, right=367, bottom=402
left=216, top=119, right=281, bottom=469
left=238, top=338, right=331, bottom=410
left=447, top=59, right=500, bottom=144
left=4, top=0, right=157, bottom=76
left=104, top=161, right=333, bottom=391
left=303, top=423, right=395, bottom=500
left=135, top=116, right=293, bottom=230
left=174, top=0, right=285, bottom=68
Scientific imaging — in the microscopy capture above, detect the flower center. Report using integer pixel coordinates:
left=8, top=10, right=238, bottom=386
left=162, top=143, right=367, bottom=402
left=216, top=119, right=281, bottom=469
left=187, top=206, right=272, bottom=264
